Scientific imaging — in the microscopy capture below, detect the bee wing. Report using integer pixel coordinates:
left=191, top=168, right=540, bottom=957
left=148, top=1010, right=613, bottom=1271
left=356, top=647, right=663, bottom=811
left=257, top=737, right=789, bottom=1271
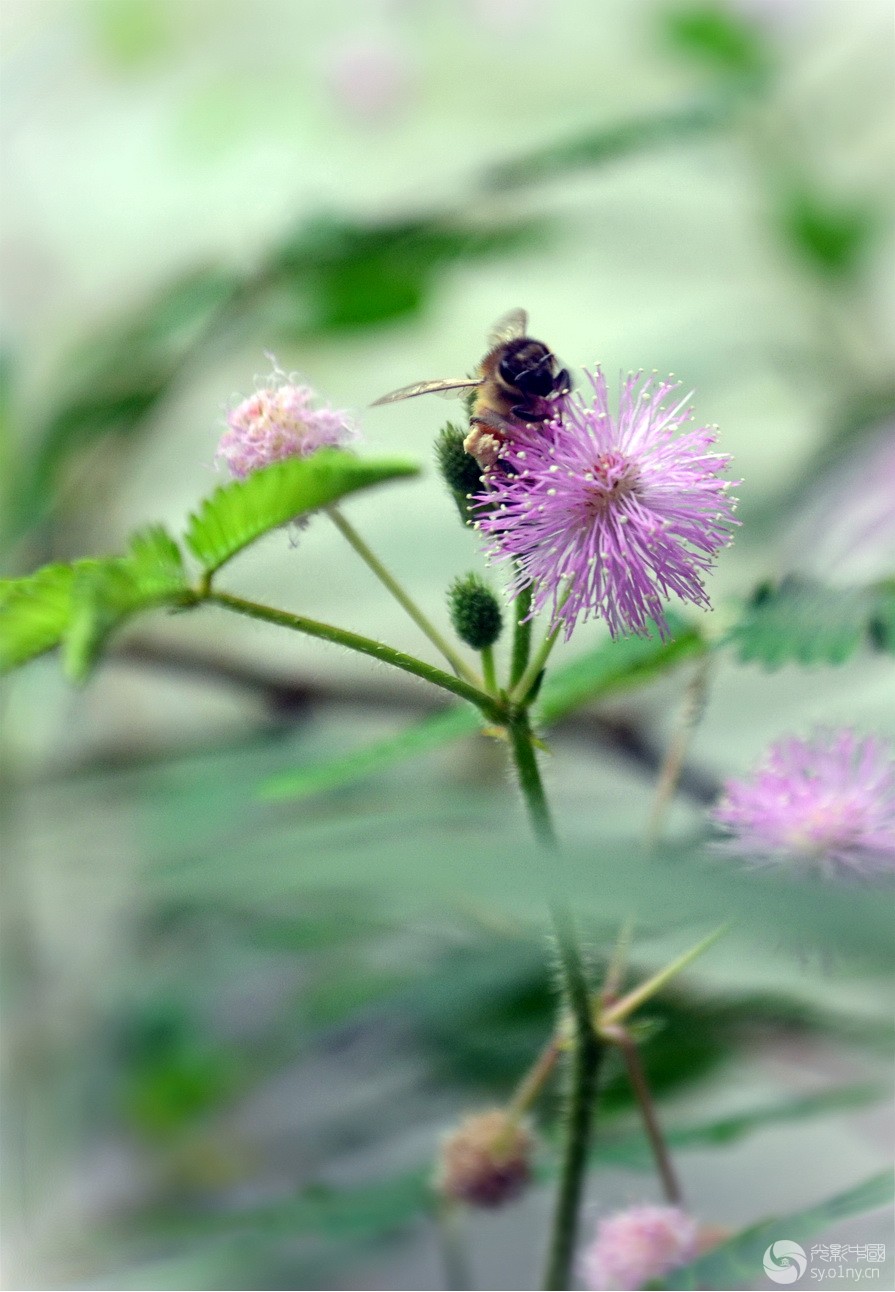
left=371, top=378, right=481, bottom=406
left=487, top=307, right=528, bottom=346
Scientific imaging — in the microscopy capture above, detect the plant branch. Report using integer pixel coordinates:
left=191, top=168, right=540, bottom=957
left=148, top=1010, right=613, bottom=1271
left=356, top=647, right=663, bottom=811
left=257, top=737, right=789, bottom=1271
left=204, top=590, right=504, bottom=722
left=613, top=1028, right=682, bottom=1205
left=509, top=583, right=534, bottom=687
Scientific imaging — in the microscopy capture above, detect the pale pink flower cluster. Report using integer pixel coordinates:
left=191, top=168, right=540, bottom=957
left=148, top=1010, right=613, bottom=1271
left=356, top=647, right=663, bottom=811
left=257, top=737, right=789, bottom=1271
left=218, top=362, right=355, bottom=479
left=580, top=1204, right=699, bottom=1290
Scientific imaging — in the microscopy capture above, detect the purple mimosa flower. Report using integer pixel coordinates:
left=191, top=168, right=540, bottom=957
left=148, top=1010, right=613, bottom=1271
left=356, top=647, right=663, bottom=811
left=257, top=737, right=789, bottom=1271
left=580, top=1204, right=699, bottom=1290
left=472, top=368, right=738, bottom=641
left=711, top=729, right=895, bottom=879
left=218, top=358, right=356, bottom=479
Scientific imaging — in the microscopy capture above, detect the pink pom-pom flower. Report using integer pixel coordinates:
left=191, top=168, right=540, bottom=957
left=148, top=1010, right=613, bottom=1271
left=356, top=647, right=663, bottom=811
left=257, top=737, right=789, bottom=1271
left=473, top=368, right=738, bottom=642
left=580, top=1204, right=699, bottom=1290
left=217, top=359, right=356, bottom=479
left=711, top=729, right=895, bottom=880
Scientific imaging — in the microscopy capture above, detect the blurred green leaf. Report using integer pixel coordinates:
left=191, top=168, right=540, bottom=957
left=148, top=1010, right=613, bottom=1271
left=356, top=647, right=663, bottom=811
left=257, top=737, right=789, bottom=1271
left=779, top=185, right=879, bottom=279
left=728, top=576, right=892, bottom=667
left=663, top=4, right=773, bottom=86
left=488, top=100, right=732, bottom=189
left=602, top=1084, right=886, bottom=1168
left=185, top=451, right=418, bottom=575
left=661, top=1170, right=894, bottom=1289
left=11, top=268, right=241, bottom=540
left=268, top=213, right=548, bottom=333
left=261, top=706, right=480, bottom=801
left=539, top=616, right=705, bottom=722
left=259, top=619, right=704, bottom=804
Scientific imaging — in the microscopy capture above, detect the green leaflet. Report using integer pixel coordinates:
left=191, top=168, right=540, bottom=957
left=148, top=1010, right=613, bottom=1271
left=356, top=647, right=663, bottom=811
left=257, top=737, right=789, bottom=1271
left=660, top=1170, right=894, bottom=1290
left=1, top=527, right=188, bottom=678
left=1, top=562, right=81, bottom=671
left=185, top=451, right=418, bottom=574
left=729, top=576, right=893, bottom=667
left=63, top=527, right=189, bottom=682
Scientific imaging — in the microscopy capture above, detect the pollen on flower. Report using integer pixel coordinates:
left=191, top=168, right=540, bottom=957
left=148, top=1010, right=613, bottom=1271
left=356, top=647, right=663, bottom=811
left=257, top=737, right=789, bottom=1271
left=710, top=729, right=895, bottom=880
left=217, top=360, right=356, bottom=478
left=580, top=1204, right=699, bottom=1291
left=472, top=367, right=739, bottom=641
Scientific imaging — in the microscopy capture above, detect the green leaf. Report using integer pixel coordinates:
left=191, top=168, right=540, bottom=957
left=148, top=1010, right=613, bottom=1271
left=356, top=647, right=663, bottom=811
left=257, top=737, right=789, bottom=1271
left=1, top=528, right=188, bottom=678
left=538, top=616, right=705, bottom=722
left=660, top=1170, right=894, bottom=1289
left=185, top=452, right=418, bottom=575
left=269, top=212, right=547, bottom=333
left=663, top=4, right=773, bottom=86
left=601, top=1085, right=886, bottom=1168
left=0, top=563, right=80, bottom=671
left=11, top=268, right=240, bottom=541
left=63, top=527, right=189, bottom=681
left=488, top=100, right=731, bottom=189
left=729, top=577, right=883, bottom=667
left=260, top=706, right=480, bottom=801
left=779, top=185, right=879, bottom=279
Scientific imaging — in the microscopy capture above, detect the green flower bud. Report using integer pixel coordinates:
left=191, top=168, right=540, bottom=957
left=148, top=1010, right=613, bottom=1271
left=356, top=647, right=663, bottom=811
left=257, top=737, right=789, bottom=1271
left=448, top=573, right=503, bottom=650
left=436, top=424, right=482, bottom=497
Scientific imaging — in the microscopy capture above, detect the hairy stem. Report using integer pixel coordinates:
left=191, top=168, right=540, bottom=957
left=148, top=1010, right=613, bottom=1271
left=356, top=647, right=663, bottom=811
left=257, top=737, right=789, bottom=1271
left=507, top=717, right=602, bottom=1291
left=205, top=591, right=504, bottom=722
left=480, top=644, right=497, bottom=695
left=509, top=583, right=534, bottom=687
left=543, top=899, right=603, bottom=1292
left=327, top=505, right=479, bottom=685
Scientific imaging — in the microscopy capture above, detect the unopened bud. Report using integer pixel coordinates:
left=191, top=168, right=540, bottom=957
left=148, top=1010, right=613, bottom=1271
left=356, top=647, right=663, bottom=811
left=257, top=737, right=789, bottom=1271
left=436, top=1108, right=533, bottom=1208
left=436, top=424, right=483, bottom=503
left=448, top=574, right=503, bottom=650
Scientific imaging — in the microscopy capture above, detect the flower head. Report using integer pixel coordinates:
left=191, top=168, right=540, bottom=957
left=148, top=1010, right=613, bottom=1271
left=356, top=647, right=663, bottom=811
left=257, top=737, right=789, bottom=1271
left=473, top=368, right=738, bottom=640
left=710, top=729, right=895, bottom=879
left=581, top=1204, right=699, bottom=1290
left=435, top=1108, right=533, bottom=1209
left=218, top=359, right=355, bottom=478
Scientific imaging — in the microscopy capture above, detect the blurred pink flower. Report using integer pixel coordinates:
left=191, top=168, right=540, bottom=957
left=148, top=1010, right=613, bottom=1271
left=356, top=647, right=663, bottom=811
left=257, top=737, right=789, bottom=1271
left=711, top=729, right=895, bottom=879
left=323, top=37, right=412, bottom=123
left=580, top=1204, right=699, bottom=1290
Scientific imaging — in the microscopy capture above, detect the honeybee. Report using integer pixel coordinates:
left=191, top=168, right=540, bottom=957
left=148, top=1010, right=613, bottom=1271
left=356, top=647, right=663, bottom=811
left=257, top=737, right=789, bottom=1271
left=371, top=308, right=571, bottom=469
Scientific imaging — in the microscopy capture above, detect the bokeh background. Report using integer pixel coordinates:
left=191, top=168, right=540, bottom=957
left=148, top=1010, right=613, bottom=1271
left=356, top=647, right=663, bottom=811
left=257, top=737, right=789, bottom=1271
left=2, top=1, right=894, bottom=1288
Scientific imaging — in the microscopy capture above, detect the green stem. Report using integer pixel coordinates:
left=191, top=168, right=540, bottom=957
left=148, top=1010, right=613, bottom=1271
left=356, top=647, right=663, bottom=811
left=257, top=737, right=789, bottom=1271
left=327, top=506, right=479, bottom=685
left=510, top=583, right=573, bottom=704
left=205, top=591, right=504, bottom=723
left=543, top=899, right=603, bottom=1292
left=509, top=714, right=557, bottom=849
left=480, top=645, right=497, bottom=696
left=510, top=620, right=563, bottom=705
left=509, top=583, right=534, bottom=687
left=507, top=718, right=602, bottom=1291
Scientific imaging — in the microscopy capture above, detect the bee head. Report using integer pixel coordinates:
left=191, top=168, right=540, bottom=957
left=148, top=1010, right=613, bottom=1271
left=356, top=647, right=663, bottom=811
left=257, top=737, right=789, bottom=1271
left=498, top=339, right=557, bottom=397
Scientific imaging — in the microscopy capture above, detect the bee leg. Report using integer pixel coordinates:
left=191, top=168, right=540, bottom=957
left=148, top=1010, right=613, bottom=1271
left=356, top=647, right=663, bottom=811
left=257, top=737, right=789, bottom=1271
left=553, top=368, right=572, bottom=396
left=510, top=405, right=549, bottom=424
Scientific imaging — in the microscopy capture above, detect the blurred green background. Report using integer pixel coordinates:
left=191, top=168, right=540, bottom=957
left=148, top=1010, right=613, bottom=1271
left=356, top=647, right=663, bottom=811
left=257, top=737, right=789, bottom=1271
left=2, top=1, right=894, bottom=1288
